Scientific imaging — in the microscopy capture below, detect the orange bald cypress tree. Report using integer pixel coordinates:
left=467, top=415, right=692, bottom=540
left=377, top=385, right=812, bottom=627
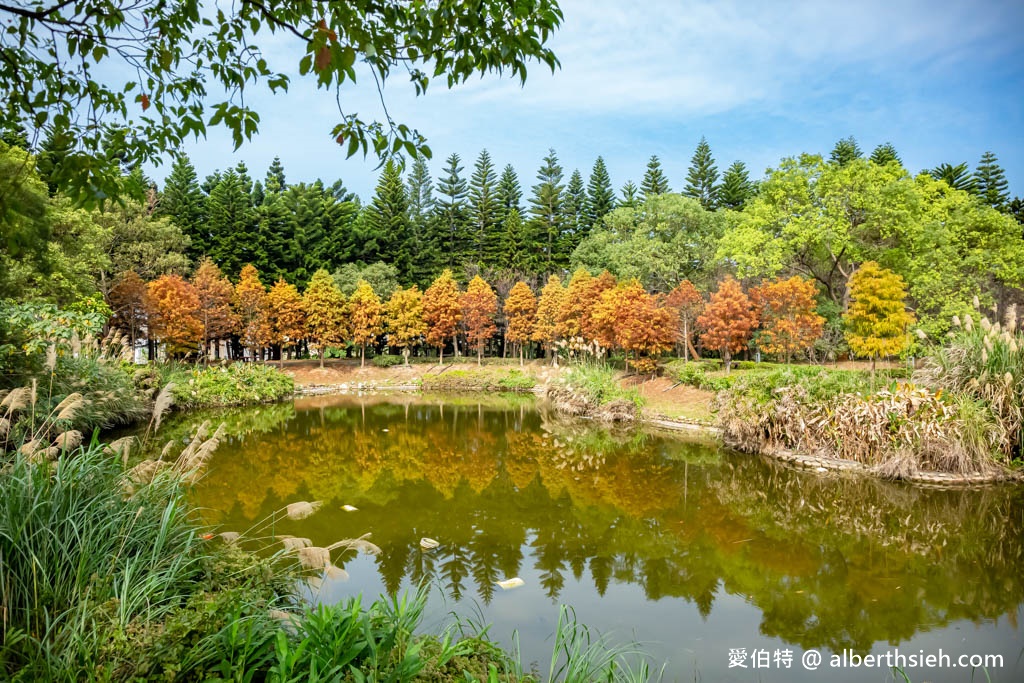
left=303, top=268, right=348, bottom=368
left=349, top=280, right=383, bottom=367
left=146, top=274, right=202, bottom=357
left=459, top=276, right=498, bottom=365
left=423, top=269, right=462, bottom=365
left=751, top=275, right=824, bottom=364
left=192, top=258, right=238, bottom=361
left=532, top=274, right=565, bottom=366
left=612, top=280, right=676, bottom=373
left=698, top=276, right=758, bottom=373
left=266, top=278, right=307, bottom=366
left=665, top=279, right=704, bottom=361
left=504, top=281, right=537, bottom=365
left=108, top=270, right=148, bottom=353
left=235, top=264, right=272, bottom=361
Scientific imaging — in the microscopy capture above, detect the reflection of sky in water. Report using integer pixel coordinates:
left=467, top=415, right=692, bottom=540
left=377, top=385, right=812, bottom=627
left=173, top=394, right=1024, bottom=683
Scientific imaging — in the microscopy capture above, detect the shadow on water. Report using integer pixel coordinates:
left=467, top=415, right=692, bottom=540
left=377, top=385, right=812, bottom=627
left=151, top=393, right=1024, bottom=680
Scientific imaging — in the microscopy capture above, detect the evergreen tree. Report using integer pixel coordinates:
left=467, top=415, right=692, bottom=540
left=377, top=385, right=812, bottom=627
left=200, top=171, right=221, bottom=195
left=158, top=153, right=206, bottom=256
left=929, top=162, right=977, bottom=194
left=585, top=156, right=615, bottom=230
left=869, top=142, right=901, bottom=166
left=717, top=161, right=753, bottom=211
left=562, top=169, right=587, bottom=254
left=829, top=136, right=862, bottom=166
left=251, top=180, right=265, bottom=207
left=974, top=151, right=1010, bottom=211
left=528, top=148, right=566, bottom=274
left=265, top=156, right=287, bottom=194
left=468, top=149, right=499, bottom=266
left=234, top=161, right=254, bottom=198
left=496, top=164, right=523, bottom=221
left=1009, top=197, right=1023, bottom=226
left=255, top=189, right=293, bottom=281
left=640, top=155, right=670, bottom=199
left=620, top=181, right=640, bottom=210
left=406, top=156, right=440, bottom=285
left=683, top=137, right=719, bottom=210
left=35, top=125, right=75, bottom=196
left=436, top=153, right=469, bottom=268
left=496, top=209, right=530, bottom=273
left=365, top=160, right=414, bottom=283
left=206, top=169, right=256, bottom=277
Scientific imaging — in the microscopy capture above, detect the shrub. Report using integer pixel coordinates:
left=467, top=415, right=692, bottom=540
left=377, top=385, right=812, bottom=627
left=372, top=354, right=404, bottom=368
left=562, top=365, right=644, bottom=408
left=170, top=363, right=294, bottom=409
left=421, top=368, right=536, bottom=393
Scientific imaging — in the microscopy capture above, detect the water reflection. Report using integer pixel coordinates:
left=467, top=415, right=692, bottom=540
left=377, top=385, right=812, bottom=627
left=168, top=394, right=1024, bottom=657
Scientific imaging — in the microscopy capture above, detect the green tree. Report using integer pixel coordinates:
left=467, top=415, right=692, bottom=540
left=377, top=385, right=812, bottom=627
left=529, top=148, right=565, bottom=273
left=562, top=169, right=587, bottom=254
left=830, top=136, right=862, bottom=166
left=265, top=156, right=287, bottom=195
left=496, top=164, right=523, bottom=222
left=98, top=200, right=191, bottom=283
left=974, top=151, right=1010, bottom=211
left=333, top=262, right=400, bottom=301
left=619, top=181, right=640, bottom=210
left=406, top=156, right=440, bottom=284
left=683, top=137, right=719, bottom=210
left=843, top=261, right=914, bottom=377
left=585, top=156, right=616, bottom=230
left=496, top=209, right=530, bottom=273
left=1, top=0, right=563, bottom=204
left=158, top=153, right=206, bottom=256
left=640, top=155, right=671, bottom=199
left=0, top=142, right=50, bottom=298
left=717, top=161, right=753, bottom=211
left=869, top=143, right=901, bottom=166
left=437, top=153, right=470, bottom=267
left=468, top=149, right=499, bottom=265
left=206, top=169, right=256, bottom=277
left=364, top=160, right=413, bottom=282
left=929, top=162, right=977, bottom=194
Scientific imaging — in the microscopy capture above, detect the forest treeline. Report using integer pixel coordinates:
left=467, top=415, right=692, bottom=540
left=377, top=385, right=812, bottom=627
left=1, top=131, right=1022, bottom=366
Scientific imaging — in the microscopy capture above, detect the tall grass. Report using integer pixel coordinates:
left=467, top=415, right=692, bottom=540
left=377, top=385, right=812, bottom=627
left=562, top=364, right=644, bottom=409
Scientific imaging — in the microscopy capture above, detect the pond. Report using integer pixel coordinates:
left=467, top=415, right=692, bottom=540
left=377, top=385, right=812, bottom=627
left=161, top=393, right=1024, bottom=682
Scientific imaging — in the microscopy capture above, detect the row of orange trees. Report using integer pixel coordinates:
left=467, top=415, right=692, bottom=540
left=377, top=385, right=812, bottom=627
left=108, top=260, right=912, bottom=370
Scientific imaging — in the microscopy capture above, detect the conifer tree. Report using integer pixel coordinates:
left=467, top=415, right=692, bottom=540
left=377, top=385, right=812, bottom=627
left=303, top=268, right=348, bottom=368
left=386, top=285, right=427, bottom=365
left=869, top=142, right=901, bottom=166
left=504, top=281, right=537, bottom=365
left=496, top=209, right=530, bottom=273
left=697, top=276, right=758, bottom=373
left=265, top=156, right=287, bottom=194
left=468, top=149, right=499, bottom=265
left=665, top=279, right=703, bottom=361
left=557, top=267, right=593, bottom=340
left=146, top=274, right=203, bottom=357
left=929, top=162, right=977, bottom=194
left=108, top=270, right=149, bottom=352
left=206, top=169, right=256, bottom=277
left=717, top=161, right=753, bottom=211
left=255, top=189, right=294, bottom=282
left=529, top=149, right=565, bottom=273
left=266, top=278, right=306, bottom=366
left=562, top=169, right=587, bottom=254
left=459, top=275, right=498, bottom=365
left=251, top=180, right=265, bottom=207
left=159, top=153, right=206, bottom=257
left=365, top=160, right=414, bottom=282
left=974, top=151, right=1010, bottom=211
left=406, top=156, right=440, bottom=283
left=750, top=276, right=824, bottom=364
left=348, top=280, right=383, bottom=367
left=192, top=259, right=238, bottom=360
left=843, top=261, right=914, bottom=378
left=423, top=269, right=462, bottom=363
left=683, top=136, right=719, bottom=210
left=235, top=264, right=272, bottom=360
left=436, top=153, right=469, bottom=268
left=496, top=164, right=523, bottom=222
left=640, top=155, right=670, bottom=199
left=533, top=274, right=566, bottom=365
left=619, top=181, right=640, bottom=210
left=829, top=136, right=862, bottom=166
left=585, top=156, right=616, bottom=230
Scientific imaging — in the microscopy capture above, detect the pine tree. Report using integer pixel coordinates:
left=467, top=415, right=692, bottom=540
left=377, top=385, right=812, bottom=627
left=529, top=149, right=565, bottom=274
left=717, top=161, right=753, bottom=211
left=468, top=149, right=499, bottom=266
left=206, top=169, right=256, bottom=277
left=496, top=209, right=530, bottom=273
left=255, top=190, right=294, bottom=282
left=159, top=153, right=206, bottom=256
left=251, top=180, right=265, bottom=207
left=496, top=164, right=523, bottom=221
left=974, top=151, right=1010, bottom=211
left=406, top=157, right=440, bottom=285
left=436, top=153, right=469, bottom=268
left=562, top=169, right=587, bottom=255
left=869, top=142, right=901, bottom=166
left=619, top=181, right=639, bottom=210
left=683, top=137, right=719, bottom=210
left=640, top=155, right=670, bottom=199
left=829, top=136, right=862, bottom=166
left=929, top=162, right=978, bottom=194
left=585, top=156, right=615, bottom=230
left=365, top=160, right=414, bottom=283
left=265, top=156, right=287, bottom=194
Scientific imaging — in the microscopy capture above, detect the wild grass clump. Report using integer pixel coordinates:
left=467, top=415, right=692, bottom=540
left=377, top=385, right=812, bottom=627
left=561, top=364, right=644, bottom=409
left=422, top=368, right=537, bottom=392
left=169, top=362, right=294, bottom=409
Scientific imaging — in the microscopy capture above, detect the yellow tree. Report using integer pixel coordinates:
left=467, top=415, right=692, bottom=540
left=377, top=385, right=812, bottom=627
left=844, top=261, right=914, bottom=378
left=751, top=275, right=824, bottom=364
left=697, top=276, right=759, bottom=373
left=423, top=269, right=462, bottom=365
left=303, top=268, right=348, bottom=368
left=532, top=274, right=565, bottom=366
left=557, top=268, right=594, bottom=339
left=235, top=264, right=272, bottom=361
left=192, top=258, right=238, bottom=361
left=459, top=275, right=498, bottom=365
left=146, top=274, right=202, bottom=357
left=266, top=278, right=307, bottom=367
left=349, top=279, right=383, bottom=367
left=504, top=281, right=537, bottom=366
left=386, top=285, right=426, bottom=365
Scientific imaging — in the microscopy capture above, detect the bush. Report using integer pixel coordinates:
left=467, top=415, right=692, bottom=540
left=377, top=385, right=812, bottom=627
left=562, top=365, right=644, bottom=408
left=170, top=363, right=294, bottom=409
left=421, top=368, right=536, bottom=393
left=372, top=354, right=405, bottom=368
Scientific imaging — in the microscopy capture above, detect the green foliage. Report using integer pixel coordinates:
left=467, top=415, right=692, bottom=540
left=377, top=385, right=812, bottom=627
left=829, top=136, right=862, bottom=166
left=469, top=149, right=501, bottom=266
left=334, top=261, right=400, bottom=301
left=372, top=354, right=405, bottom=368
left=717, top=160, right=753, bottom=211
left=973, top=151, right=1010, bottom=210
left=619, top=181, right=639, bottom=210
left=437, top=153, right=471, bottom=268
left=170, top=363, right=294, bottom=409
left=0, top=143, right=50, bottom=292
left=639, top=155, right=670, bottom=199
left=562, top=365, right=644, bottom=408
left=421, top=368, right=536, bottom=392
left=928, top=162, right=977, bottom=194
left=364, top=160, right=414, bottom=282
left=585, top=156, right=616, bottom=230
left=529, top=148, right=567, bottom=274
left=869, top=142, right=901, bottom=166
left=683, top=136, right=719, bottom=210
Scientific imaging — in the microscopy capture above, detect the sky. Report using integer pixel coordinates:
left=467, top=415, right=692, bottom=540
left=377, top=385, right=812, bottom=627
left=158, top=0, right=1024, bottom=203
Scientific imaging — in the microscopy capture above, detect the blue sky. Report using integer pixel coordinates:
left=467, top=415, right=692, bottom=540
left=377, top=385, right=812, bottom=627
left=161, top=0, right=1024, bottom=202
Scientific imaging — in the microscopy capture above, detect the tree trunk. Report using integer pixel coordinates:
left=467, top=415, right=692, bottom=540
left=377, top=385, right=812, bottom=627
left=683, top=319, right=689, bottom=362
left=439, top=346, right=444, bottom=366
left=360, top=344, right=365, bottom=367
left=520, top=344, right=524, bottom=367
left=403, top=348, right=410, bottom=366
left=320, top=345, right=325, bottom=369
left=723, top=349, right=732, bottom=374
left=477, top=346, right=482, bottom=366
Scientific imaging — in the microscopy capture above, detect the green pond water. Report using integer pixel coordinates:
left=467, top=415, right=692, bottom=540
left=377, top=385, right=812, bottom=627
left=160, top=393, right=1023, bottom=682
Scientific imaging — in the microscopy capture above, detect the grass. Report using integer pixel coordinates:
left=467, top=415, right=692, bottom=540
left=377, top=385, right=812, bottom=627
left=169, top=362, right=295, bottom=409
left=421, top=368, right=537, bottom=393
left=561, top=364, right=644, bottom=409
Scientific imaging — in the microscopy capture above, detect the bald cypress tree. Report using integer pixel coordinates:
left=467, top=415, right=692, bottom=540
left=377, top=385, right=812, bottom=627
left=585, top=156, right=615, bottom=230
left=683, top=137, right=719, bottom=210
left=640, top=155, right=670, bottom=199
